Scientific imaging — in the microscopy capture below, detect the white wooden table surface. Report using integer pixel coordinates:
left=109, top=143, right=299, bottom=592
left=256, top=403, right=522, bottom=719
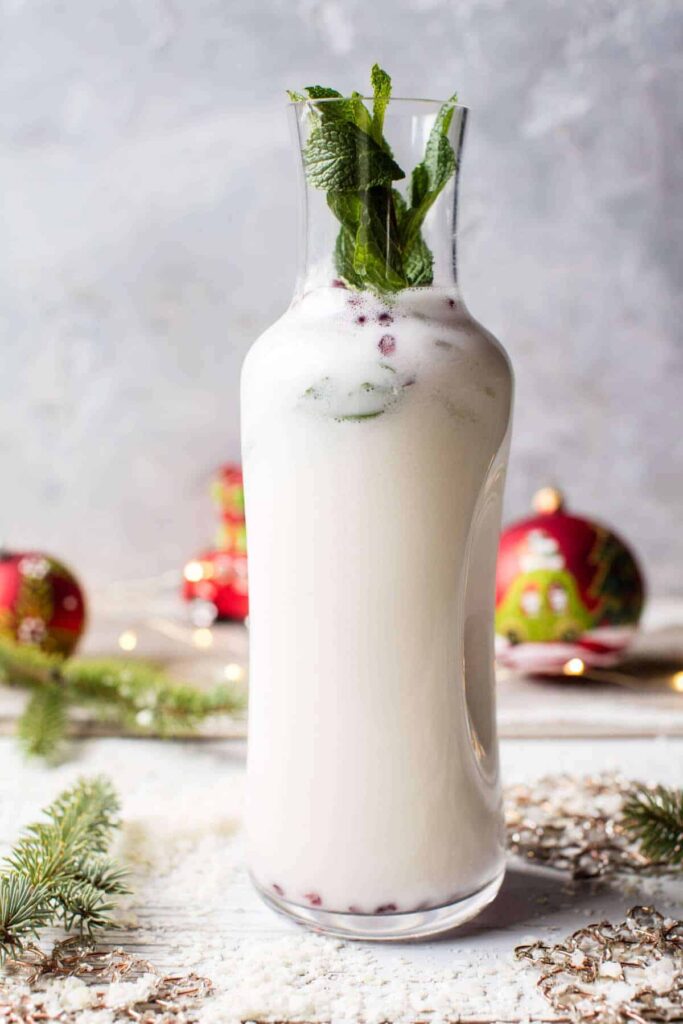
left=0, top=597, right=682, bottom=1022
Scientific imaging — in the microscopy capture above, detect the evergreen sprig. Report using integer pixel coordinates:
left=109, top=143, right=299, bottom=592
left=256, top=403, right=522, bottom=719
left=0, top=776, right=127, bottom=962
left=18, top=686, right=67, bottom=760
left=622, top=784, right=683, bottom=866
left=0, top=635, right=245, bottom=760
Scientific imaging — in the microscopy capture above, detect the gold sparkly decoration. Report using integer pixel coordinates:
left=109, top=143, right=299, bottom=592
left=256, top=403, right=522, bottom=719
left=532, top=485, right=565, bottom=514
left=505, top=773, right=677, bottom=878
left=2, top=937, right=213, bottom=1021
left=515, top=906, right=683, bottom=1023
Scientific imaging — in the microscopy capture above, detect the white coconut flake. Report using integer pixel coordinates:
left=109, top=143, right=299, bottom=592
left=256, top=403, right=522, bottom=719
left=599, top=960, right=623, bottom=979
left=104, top=973, right=159, bottom=1009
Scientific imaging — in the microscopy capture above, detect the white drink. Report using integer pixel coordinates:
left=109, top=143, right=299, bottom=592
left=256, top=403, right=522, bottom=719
left=242, top=284, right=512, bottom=929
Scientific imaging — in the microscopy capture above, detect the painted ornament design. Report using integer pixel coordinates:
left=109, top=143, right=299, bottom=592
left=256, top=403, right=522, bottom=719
left=495, top=490, right=644, bottom=672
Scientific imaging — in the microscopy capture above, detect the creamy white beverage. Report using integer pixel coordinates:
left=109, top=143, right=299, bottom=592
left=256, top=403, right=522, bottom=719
left=242, top=72, right=514, bottom=938
left=243, top=284, right=512, bottom=920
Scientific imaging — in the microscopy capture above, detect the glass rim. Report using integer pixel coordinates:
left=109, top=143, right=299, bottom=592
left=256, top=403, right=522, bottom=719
left=288, top=96, right=469, bottom=112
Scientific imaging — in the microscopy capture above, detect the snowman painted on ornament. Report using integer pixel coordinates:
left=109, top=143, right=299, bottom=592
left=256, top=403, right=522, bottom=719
left=495, top=488, right=645, bottom=673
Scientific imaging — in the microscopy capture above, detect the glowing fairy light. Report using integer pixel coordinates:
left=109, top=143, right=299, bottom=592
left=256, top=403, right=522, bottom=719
left=192, top=627, right=214, bottom=649
left=672, top=671, right=683, bottom=693
left=118, top=630, right=138, bottom=652
left=224, top=662, right=244, bottom=683
left=563, top=657, right=585, bottom=676
left=184, top=560, right=204, bottom=583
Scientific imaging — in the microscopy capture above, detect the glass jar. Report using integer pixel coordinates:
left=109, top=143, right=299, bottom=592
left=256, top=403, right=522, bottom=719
left=241, top=97, right=513, bottom=939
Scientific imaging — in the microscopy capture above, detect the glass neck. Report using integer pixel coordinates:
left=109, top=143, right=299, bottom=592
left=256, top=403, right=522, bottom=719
left=289, top=99, right=468, bottom=298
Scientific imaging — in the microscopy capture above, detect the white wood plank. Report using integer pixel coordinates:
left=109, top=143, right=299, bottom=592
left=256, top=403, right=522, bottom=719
left=0, top=736, right=681, bottom=1022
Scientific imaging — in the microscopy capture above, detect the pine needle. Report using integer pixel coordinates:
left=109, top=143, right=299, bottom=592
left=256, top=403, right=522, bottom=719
left=0, top=634, right=246, bottom=760
left=17, top=685, right=67, bottom=759
left=622, top=783, right=683, bottom=866
left=0, top=776, right=128, bottom=962
left=0, top=876, right=52, bottom=960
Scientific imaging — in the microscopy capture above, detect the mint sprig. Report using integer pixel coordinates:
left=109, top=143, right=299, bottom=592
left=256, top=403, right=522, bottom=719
left=304, top=120, right=404, bottom=191
left=290, top=65, right=459, bottom=293
left=403, top=94, right=458, bottom=250
left=369, top=64, right=391, bottom=147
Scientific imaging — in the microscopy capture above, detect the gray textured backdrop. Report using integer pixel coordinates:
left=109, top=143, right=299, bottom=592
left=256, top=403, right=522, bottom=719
left=1, top=0, right=681, bottom=594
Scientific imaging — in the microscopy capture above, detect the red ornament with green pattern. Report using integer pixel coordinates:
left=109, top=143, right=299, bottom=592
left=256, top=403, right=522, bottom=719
left=0, top=550, right=86, bottom=657
left=495, top=489, right=645, bottom=673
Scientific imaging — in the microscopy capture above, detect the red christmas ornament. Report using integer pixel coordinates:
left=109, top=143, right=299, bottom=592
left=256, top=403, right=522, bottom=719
left=495, top=488, right=645, bottom=673
left=182, top=464, right=248, bottom=623
left=0, top=550, right=87, bottom=657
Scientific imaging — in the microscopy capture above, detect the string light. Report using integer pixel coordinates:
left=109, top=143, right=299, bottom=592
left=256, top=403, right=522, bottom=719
left=192, top=628, right=213, bottom=649
left=672, top=671, right=683, bottom=693
left=563, top=657, right=585, bottom=676
left=183, top=561, right=204, bottom=583
left=118, top=630, right=138, bottom=652
left=224, top=663, right=244, bottom=683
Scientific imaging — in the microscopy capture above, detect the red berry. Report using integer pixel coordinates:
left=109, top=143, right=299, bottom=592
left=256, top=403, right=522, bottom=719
left=377, top=311, right=393, bottom=324
left=378, top=334, right=396, bottom=355
left=356, top=315, right=367, bottom=324
left=305, top=892, right=322, bottom=906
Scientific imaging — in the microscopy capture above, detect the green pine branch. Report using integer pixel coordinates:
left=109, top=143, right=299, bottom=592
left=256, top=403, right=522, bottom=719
left=0, top=635, right=246, bottom=760
left=0, top=776, right=128, bottom=962
left=18, top=686, right=68, bottom=760
left=0, top=875, right=53, bottom=961
left=622, top=784, right=683, bottom=866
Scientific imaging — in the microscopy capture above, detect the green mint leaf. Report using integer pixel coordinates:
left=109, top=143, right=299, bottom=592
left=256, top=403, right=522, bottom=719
left=329, top=188, right=406, bottom=291
left=403, top=93, right=459, bottom=248
left=353, top=187, right=406, bottom=292
left=287, top=90, right=307, bottom=102
left=370, top=64, right=392, bottom=145
left=350, top=91, right=373, bottom=134
left=408, top=162, right=429, bottom=210
left=305, top=85, right=343, bottom=99
left=415, top=93, right=458, bottom=194
left=288, top=68, right=459, bottom=294
left=392, top=188, right=433, bottom=286
left=403, top=233, right=434, bottom=286
left=328, top=192, right=365, bottom=287
left=305, top=121, right=405, bottom=192
left=301, top=86, right=373, bottom=131
left=305, top=86, right=365, bottom=127
left=334, top=226, right=364, bottom=288
left=409, top=134, right=455, bottom=205
left=328, top=190, right=361, bottom=233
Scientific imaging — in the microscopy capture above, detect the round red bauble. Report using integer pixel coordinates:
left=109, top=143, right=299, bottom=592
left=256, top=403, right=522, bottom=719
left=182, top=547, right=249, bottom=623
left=495, top=489, right=645, bottom=673
left=0, top=550, right=87, bottom=657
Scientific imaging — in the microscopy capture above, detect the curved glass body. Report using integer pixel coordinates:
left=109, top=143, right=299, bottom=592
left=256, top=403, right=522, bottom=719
left=241, top=99, right=513, bottom=939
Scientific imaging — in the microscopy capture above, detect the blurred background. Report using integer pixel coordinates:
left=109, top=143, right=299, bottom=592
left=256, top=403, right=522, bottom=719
left=1, top=0, right=681, bottom=595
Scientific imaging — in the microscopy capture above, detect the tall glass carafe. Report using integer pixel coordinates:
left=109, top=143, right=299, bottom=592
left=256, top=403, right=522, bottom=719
left=241, top=97, right=513, bottom=939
